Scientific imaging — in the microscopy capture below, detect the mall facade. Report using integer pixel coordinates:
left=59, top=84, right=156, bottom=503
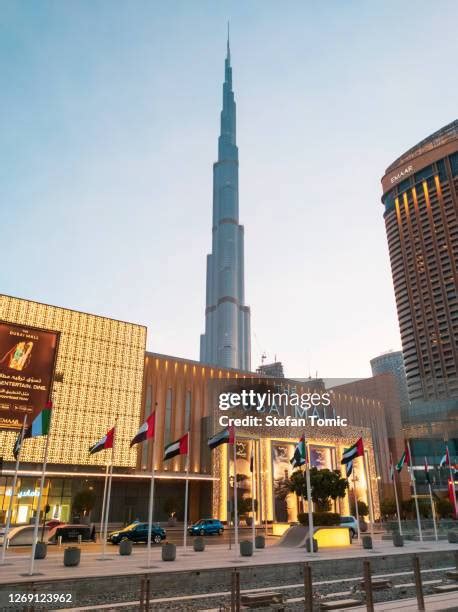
left=1, top=294, right=384, bottom=527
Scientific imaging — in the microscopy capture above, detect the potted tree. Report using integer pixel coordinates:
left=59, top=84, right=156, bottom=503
left=350, top=499, right=369, bottom=532
left=238, top=498, right=258, bottom=527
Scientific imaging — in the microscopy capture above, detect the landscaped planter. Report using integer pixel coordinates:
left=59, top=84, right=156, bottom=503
left=392, top=532, right=404, bottom=547
left=162, top=542, right=176, bottom=561
left=34, top=541, right=47, bottom=559
left=448, top=531, right=458, bottom=543
left=362, top=535, right=373, bottom=549
left=255, top=535, right=265, bottom=549
left=240, top=540, right=253, bottom=557
left=64, top=547, right=81, bottom=567
left=193, top=537, right=205, bottom=552
left=119, top=539, right=133, bottom=555
left=305, top=538, right=318, bottom=552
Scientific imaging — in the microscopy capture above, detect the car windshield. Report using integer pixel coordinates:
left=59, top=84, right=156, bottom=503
left=124, top=522, right=143, bottom=530
left=340, top=517, right=352, bottom=523
left=194, top=520, right=204, bottom=526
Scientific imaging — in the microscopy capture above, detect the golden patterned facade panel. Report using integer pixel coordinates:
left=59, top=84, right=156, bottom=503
left=0, top=295, right=146, bottom=467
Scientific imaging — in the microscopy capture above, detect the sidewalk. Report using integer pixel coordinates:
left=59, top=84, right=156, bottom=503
left=349, top=591, right=458, bottom=611
left=0, top=538, right=456, bottom=585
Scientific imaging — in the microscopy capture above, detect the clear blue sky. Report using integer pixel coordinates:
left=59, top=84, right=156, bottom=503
left=1, top=1, right=457, bottom=377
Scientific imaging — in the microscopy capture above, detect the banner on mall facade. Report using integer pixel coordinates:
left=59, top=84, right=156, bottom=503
left=0, top=320, right=59, bottom=431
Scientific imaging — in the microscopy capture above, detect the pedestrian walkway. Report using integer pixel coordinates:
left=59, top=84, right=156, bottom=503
left=0, top=538, right=456, bottom=585
left=349, top=591, right=458, bottom=611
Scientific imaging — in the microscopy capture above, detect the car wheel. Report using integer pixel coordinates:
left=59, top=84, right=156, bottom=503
left=199, top=529, right=205, bottom=536
left=218, top=528, right=223, bottom=535
left=153, top=534, right=161, bottom=544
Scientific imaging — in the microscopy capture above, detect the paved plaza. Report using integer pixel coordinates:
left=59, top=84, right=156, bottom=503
left=1, top=537, right=456, bottom=584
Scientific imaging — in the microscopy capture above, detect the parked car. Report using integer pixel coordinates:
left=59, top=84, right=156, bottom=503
left=188, top=519, right=224, bottom=536
left=107, top=522, right=166, bottom=545
left=339, top=515, right=358, bottom=537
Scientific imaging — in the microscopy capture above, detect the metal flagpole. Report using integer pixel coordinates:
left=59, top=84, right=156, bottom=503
left=102, top=427, right=116, bottom=559
left=390, top=453, right=403, bottom=536
left=251, top=443, right=255, bottom=551
left=305, top=441, right=314, bottom=554
left=446, top=442, right=457, bottom=518
left=227, top=444, right=232, bottom=550
left=425, top=458, right=438, bottom=541
left=29, top=403, right=53, bottom=576
left=147, top=436, right=156, bottom=567
left=233, top=430, right=239, bottom=556
left=1, top=414, right=27, bottom=565
left=407, top=440, right=423, bottom=542
left=183, top=432, right=190, bottom=554
left=99, top=462, right=109, bottom=546
left=363, top=450, right=375, bottom=539
left=352, top=469, right=361, bottom=540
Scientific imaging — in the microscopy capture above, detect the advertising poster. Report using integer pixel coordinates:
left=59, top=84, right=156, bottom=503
left=0, top=321, right=59, bottom=430
left=272, top=442, right=297, bottom=522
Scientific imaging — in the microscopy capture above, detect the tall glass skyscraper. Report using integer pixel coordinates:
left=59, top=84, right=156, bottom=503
left=200, top=35, right=251, bottom=370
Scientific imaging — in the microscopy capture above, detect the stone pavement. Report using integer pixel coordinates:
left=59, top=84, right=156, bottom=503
left=349, top=591, right=458, bottom=611
left=0, top=538, right=456, bottom=584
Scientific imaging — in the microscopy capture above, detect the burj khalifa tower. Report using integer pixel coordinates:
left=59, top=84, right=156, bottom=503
left=199, top=33, right=251, bottom=371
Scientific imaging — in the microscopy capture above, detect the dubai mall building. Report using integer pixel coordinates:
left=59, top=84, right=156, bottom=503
left=0, top=294, right=384, bottom=528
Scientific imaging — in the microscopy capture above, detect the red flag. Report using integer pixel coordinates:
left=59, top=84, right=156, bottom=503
left=130, top=412, right=156, bottom=447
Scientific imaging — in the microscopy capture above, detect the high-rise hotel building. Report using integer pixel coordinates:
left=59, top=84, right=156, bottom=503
left=380, top=121, right=458, bottom=460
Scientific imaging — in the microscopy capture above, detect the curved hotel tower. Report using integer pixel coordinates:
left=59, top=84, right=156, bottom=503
left=200, top=37, right=251, bottom=370
left=380, top=121, right=458, bottom=457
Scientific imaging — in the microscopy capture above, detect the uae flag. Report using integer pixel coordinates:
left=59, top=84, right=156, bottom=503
left=89, top=427, right=115, bottom=455
left=345, top=459, right=354, bottom=479
left=164, top=432, right=189, bottom=461
left=440, top=446, right=451, bottom=467
left=13, top=402, right=52, bottom=459
left=130, top=412, right=155, bottom=447
left=389, top=460, right=395, bottom=481
left=396, top=443, right=411, bottom=472
left=341, top=437, right=364, bottom=465
left=290, top=435, right=307, bottom=468
left=208, top=426, right=235, bottom=450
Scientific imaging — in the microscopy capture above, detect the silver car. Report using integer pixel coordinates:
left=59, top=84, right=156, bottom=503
left=339, top=515, right=358, bottom=537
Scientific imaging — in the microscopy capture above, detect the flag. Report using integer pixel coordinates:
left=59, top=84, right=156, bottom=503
left=396, top=442, right=411, bottom=472
left=208, top=426, right=235, bottom=450
left=389, top=460, right=395, bottom=481
left=440, top=446, right=451, bottom=467
left=89, top=427, right=115, bottom=455
left=164, top=432, right=189, bottom=461
left=345, top=459, right=353, bottom=479
left=424, top=457, right=431, bottom=484
left=290, top=435, right=307, bottom=468
left=13, top=402, right=52, bottom=458
left=130, top=412, right=155, bottom=447
left=341, top=437, right=364, bottom=465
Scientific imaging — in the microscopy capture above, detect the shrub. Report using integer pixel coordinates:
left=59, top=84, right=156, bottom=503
left=238, top=497, right=258, bottom=516
left=380, top=499, right=397, bottom=518
left=350, top=499, right=369, bottom=517
left=298, top=512, right=340, bottom=527
left=435, top=498, right=454, bottom=519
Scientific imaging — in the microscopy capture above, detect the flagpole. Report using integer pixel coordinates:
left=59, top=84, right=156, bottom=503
left=147, top=436, right=156, bottom=567
left=446, top=442, right=457, bottom=518
left=102, top=427, right=116, bottom=559
left=425, top=458, right=438, bottom=542
left=1, top=414, right=27, bottom=565
left=363, top=450, right=374, bottom=539
left=99, top=462, right=109, bottom=547
left=233, top=430, right=239, bottom=557
left=227, top=445, right=232, bottom=551
left=251, top=443, right=255, bottom=551
left=183, top=432, right=190, bottom=554
left=29, top=403, right=53, bottom=576
left=305, top=441, right=314, bottom=554
left=352, top=469, right=360, bottom=541
left=406, top=439, right=423, bottom=542
left=390, top=453, right=403, bottom=536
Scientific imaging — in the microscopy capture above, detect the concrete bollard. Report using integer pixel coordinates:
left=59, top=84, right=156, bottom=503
left=161, top=542, right=176, bottom=561
left=448, top=531, right=458, bottom=543
left=119, top=539, right=133, bottom=556
left=392, top=532, right=404, bottom=547
left=193, top=536, right=205, bottom=552
left=362, top=535, right=373, bottom=549
left=240, top=540, right=253, bottom=557
left=64, top=547, right=81, bottom=567
left=255, top=535, right=265, bottom=549
left=305, top=538, right=318, bottom=553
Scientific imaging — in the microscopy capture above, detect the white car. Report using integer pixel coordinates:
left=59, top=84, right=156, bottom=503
left=339, top=515, right=358, bottom=537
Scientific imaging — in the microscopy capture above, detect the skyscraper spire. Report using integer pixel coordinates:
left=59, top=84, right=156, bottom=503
left=227, top=21, right=230, bottom=62
left=199, top=35, right=251, bottom=371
